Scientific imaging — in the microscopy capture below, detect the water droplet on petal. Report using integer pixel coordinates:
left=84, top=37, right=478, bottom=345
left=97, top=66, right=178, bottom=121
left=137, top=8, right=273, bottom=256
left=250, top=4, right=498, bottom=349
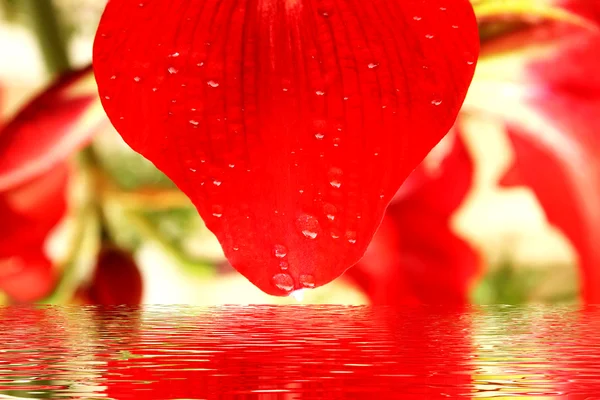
left=452, top=24, right=459, bottom=29
left=315, top=132, right=325, bottom=140
left=328, top=167, right=343, bottom=188
left=168, top=67, right=178, bottom=74
left=296, top=214, right=321, bottom=240
left=431, top=99, right=443, bottom=106
left=273, top=244, right=288, bottom=259
left=368, top=62, right=379, bottom=69
left=413, top=15, right=422, bottom=21
left=315, top=90, right=325, bottom=96
left=272, top=273, right=294, bottom=292
left=299, top=274, right=316, bottom=289
left=207, top=80, right=220, bottom=88
left=212, top=205, right=223, bottom=218
left=213, top=179, right=222, bottom=186
left=279, top=261, right=289, bottom=270
left=189, top=119, right=199, bottom=126
left=133, top=76, right=141, bottom=82
left=425, top=34, right=435, bottom=39
left=170, top=51, right=180, bottom=57
left=345, top=231, right=357, bottom=244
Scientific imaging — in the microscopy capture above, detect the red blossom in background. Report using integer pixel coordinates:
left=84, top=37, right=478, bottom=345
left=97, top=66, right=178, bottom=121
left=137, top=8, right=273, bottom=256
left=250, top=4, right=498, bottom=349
left=347, top=128, right=480, bottom=305
left=81, top=247, right=144, bottom=305
left=0, top=68, right=102, bottom=302
left=465, top=1, right=600, bottom=302
left=93, top=0, right=479, bottom=296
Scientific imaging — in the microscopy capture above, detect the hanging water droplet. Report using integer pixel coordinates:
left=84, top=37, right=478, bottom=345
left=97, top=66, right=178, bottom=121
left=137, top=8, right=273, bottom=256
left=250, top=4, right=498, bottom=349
left=431, top=99, right=443, bottom=106
left=273, top=244, right=288, bottom=258
left=168, top=67, right=179, bottom=74
left=368, top=62, right=379, bottom=69
left=207, top=80, right=220, bottom=88
left=272, top=273, right=294, bottom=292
left=315, top=132, right=325, bottom=140
left=299, top=274, right=316, bottom=289
left=296, top=214, right=320, bottom=240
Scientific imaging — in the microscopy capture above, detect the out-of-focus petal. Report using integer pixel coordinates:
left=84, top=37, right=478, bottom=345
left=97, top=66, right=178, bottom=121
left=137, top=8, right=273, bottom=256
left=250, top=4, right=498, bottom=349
left=466, top=3, right=600, bottom=302
left=0, top=251, right=56, bottom=303
left=0, top=66, right=105, bottom=191
left=347, top=130, right=480, bottom=305
left=0, top=163, right=69, bottom=256
left=93, top=0, right=479, bottom=295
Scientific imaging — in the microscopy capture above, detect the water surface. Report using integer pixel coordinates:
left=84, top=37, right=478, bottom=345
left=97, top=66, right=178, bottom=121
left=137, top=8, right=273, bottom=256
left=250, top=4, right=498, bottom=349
left=1, top=305, right=600, bottom=399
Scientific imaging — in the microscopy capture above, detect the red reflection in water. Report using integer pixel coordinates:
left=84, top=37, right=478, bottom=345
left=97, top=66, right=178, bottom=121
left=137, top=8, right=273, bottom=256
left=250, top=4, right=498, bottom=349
left=101, top=306, right=474, bottom=399
left=4, top=305, right=600, bottom=399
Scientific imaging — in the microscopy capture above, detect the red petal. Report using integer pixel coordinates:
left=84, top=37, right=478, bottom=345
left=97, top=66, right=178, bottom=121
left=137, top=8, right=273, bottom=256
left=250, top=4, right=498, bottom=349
left=0, top=67, right=102, bottom=191
left=0, top=251, right=56, bottom=302
left=347, top=130, right=480, bottom=304
left=93, top=0, right=479, bottom=295
left=86, top=247, right=144, bottom=305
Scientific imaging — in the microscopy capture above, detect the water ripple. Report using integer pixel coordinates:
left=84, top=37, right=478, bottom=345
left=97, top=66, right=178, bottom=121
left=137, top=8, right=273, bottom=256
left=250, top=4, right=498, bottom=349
left=0, top=305, right=599, bottom=399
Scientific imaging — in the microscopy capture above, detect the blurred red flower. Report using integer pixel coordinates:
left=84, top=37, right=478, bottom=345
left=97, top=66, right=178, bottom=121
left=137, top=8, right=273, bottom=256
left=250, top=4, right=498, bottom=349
left=465, top=1, right=600, bottom=302
left=80, top=247, right=144, bottom=305
left=347, top=128, right=480, bottom=305
left=0, top=67, right=100, bottom=302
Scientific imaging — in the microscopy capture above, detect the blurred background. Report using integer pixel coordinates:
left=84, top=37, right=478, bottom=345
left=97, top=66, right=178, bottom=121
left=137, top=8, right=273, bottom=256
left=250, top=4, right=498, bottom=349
left=0, top=0, right=586, bottom=305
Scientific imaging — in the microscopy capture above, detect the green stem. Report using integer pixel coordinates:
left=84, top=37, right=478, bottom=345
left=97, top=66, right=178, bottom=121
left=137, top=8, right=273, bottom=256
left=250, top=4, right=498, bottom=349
left=22, top=0, right=71, bottom=74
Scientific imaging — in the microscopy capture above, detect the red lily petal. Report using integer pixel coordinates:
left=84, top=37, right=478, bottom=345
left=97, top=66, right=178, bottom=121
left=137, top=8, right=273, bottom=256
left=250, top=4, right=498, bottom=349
left=93, top=0, right=479, bottom=295
left=0, top=67, right=103, bottom=191
left=0, top=162, right=69, bottom=256
left=347, top=130, right=480, bottom=304
left=0, top=251, right=56, bottom=302
left=86, top=247, right=143, bottom=305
